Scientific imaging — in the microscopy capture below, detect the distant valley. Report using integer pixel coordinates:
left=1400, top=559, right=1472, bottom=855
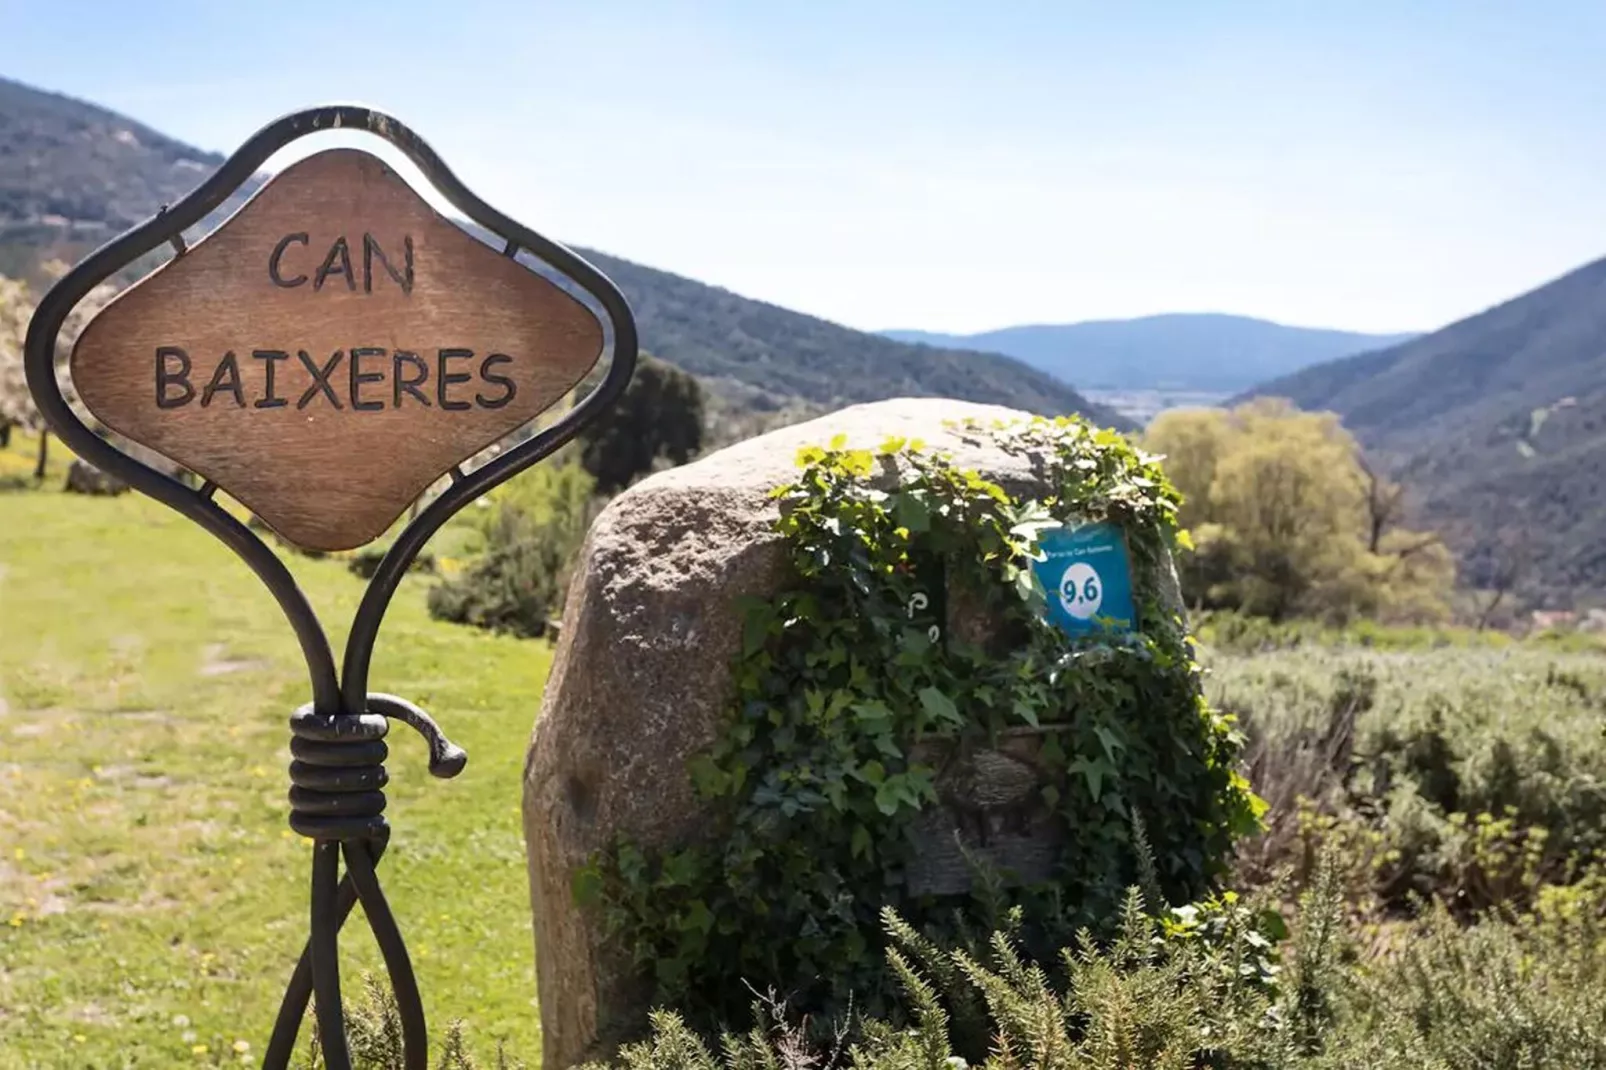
left=883, top=314, right=1416, bottom=394
left=1081, top=388, right=1232, bottom=426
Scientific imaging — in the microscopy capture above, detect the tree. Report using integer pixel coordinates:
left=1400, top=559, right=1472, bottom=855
left=576, top=353, right=705, bottom=495
left=427, top=457, right=598, bottom=637
left=1146, top=398, right=1453, bottom=623
left=0, top=271, right=118, bottom=480
left=0, top=275, right=32, bottom=461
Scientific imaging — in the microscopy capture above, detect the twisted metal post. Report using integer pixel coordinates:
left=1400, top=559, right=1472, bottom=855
left=24, top=104, right=639, bottom=1068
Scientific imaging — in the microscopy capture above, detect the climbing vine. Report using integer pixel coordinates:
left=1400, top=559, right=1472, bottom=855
left=577, top=416, right=1264, bottom=1029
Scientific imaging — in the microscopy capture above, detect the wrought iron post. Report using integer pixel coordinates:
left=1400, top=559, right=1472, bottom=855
left=23, top=105, right=638, bottom=1069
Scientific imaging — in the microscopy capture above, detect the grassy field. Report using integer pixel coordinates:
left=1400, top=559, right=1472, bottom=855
left=0, top=433, right=551, bottom=1067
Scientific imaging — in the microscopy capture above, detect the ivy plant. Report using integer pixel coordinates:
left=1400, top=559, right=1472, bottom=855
left=577, top=416, right=1264, bottom=1029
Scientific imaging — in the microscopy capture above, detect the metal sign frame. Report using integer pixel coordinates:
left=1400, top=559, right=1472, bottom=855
left=22, top=104, right=639, bottom=1070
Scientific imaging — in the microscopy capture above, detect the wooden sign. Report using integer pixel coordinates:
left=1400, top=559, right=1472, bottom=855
left=71, top=148, right=604, bottom=551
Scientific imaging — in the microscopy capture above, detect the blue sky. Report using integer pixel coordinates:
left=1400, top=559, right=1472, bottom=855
left=4, top=0, right=1605, bottom=335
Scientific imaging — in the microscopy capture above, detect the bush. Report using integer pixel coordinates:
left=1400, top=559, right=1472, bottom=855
left=426, top=459, right=596, bottom=638
left=347, top=544, right=436, bottom=580
left=311, top=853, right=1606, bottom=1069
left=1214, top=645, right=1606, bottom=913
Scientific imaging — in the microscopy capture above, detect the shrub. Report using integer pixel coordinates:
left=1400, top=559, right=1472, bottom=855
left=347, top=545, right=436, bottom=580
left=312, top=856, right=1606, bottom=1070
left=1214, top=646, right=1606, bottom=913
left=426, top=459, right=596, bottom=638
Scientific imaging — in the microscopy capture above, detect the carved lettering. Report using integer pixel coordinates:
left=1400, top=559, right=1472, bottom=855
left=313, top=238, right=355, bottom=292
left=253, top=350, right=290, bottom=409
left=297, top=349, right=345, bottom=409
left=476, top=353, right=517, bottom=409
left=363, top=233, right=414, bottom=295
left=393, top=351, right=431, bottom=408
left=200, top=351, right=246, bottom=408
left=147, top=346, right=522, bottom=413
left=436, top=348, right=474, bottom=411
left=155, top=347, right=195, bottom=409
left=268, top=233, right=310, bottom=287
left=349, top=347, right=386, bottom=412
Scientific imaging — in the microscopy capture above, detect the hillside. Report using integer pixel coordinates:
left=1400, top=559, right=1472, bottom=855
left=1244, top=255, right=1606, bottom=603
left=0, top=76, right=1119, bottom=427
left=566, top=248, right=1122, bottom=421
left=884, top=313, right=1414, bottom=392
left=0, top=76, right=259, bottom=284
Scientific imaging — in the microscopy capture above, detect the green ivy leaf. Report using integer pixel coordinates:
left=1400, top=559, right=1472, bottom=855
left=1093, top=724, right=1127, bottom=762
left=918, top=686, right=962, bottom=726
left=1068, top=756, right=1116, bottom=801
left=894, top=493, right=932, bottom=534
left=682, top=899, right=714, bottom=935
left=571, top=863, right=603, bottom=906
left=851, top=824, right=872, bottom=859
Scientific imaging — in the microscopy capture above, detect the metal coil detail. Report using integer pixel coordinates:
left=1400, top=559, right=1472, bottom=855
left=287, top=705, right=392, bottom=840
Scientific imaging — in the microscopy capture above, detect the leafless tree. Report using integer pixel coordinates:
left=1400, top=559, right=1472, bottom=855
left=1474, top=528, right=1531, bottom=631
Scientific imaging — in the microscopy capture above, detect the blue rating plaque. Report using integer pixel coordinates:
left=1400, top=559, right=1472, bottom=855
left=1033, top=522, right=1137, bottom=637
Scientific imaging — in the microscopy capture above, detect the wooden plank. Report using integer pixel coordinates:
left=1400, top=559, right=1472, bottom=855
left=71, top=148, right=603, bottom=551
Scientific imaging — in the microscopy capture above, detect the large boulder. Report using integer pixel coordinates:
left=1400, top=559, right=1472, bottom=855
left=522, top=398, right=1181, bottom=1068
left=63, top=458, right=128, bottom=496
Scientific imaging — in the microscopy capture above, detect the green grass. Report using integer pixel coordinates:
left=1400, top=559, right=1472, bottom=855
left=0, top=432, right=550, bottom=1066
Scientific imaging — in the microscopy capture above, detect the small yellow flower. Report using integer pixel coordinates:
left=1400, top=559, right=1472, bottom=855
left=12, top=847, right=23, bottom=861
left=233, top=1039, right=251, bottom=1053
left=192, top=1044, right=209, bottom=1055
left=8, top=913, right=23, bottom=927
left=72, top=1034, right=86, bottom=1044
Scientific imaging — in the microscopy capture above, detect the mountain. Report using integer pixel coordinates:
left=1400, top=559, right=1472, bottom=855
left=1243, top=256, right=1606, bottom=603
left=563, top=248, right=1123, bottom=422
left=0, top=75, right=260, bottom=284
left=0, top=76, right=1120, bottom=428
left=882, top=314, right=1416, bottom=393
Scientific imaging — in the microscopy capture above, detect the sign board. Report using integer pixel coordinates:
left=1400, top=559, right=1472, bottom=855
left=1032, top=522, right=1136, bottom=637
left=71, top=148, right=604, bottom=552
